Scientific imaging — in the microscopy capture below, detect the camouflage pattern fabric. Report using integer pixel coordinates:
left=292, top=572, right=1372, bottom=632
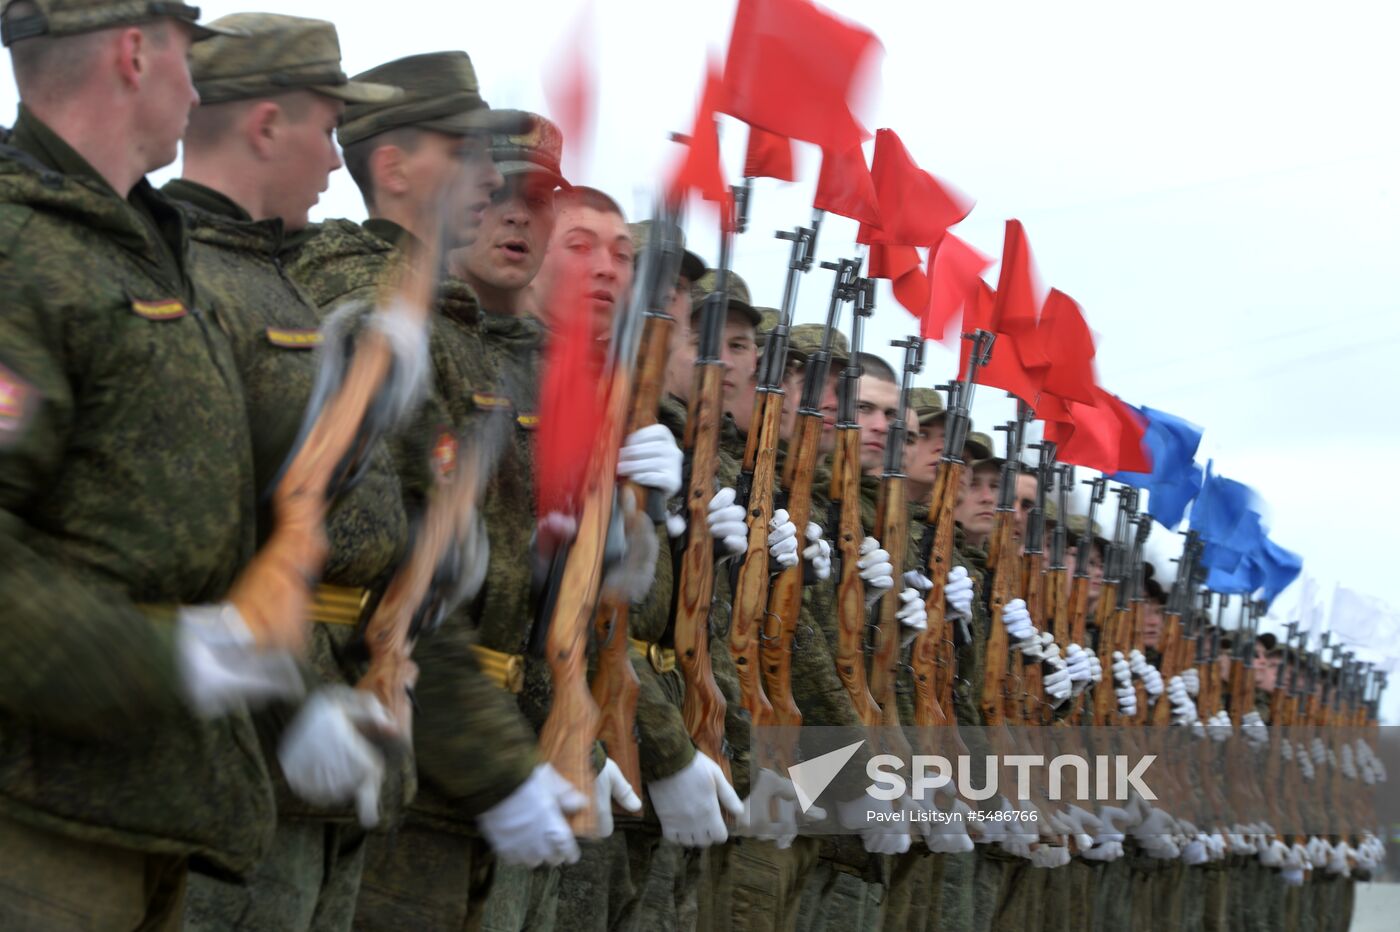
left=0, top=109, right=274, bottom=876
left=354, top=823, right=496, bottom=931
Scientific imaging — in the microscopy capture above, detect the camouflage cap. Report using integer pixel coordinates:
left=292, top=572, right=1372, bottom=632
left=336, top=51, right=529, bottom=147
left=965, top=430, right=994, bottom=461
left=627, top=220, right=704, bottom=284
left=788, top=323, right=850, bottom=370
left=1064, top=514, right=1106, bottom=546
left=690, top=269, right=762, bottom=327
left=1, top=0, right=241, bottom=45
left=190, top=14, right=400, bottom=106
left=909, top=387, right=945, bottom=425
left=488, top=111, right=570, bottom=190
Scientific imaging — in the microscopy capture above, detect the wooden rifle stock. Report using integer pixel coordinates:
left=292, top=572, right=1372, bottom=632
left=1020, top=549, right=1047, bottom=723
left=729, top=389, right=784, bottom=729
left=763, top=413, right=822, bottom=728
left=1150, top=615, right=1183, bottom=727
left=870, top=474, right=907, bottom=726
left=913, top=460, right=961, bottom=727
left=588, top=312, right=674, bottom=797
left=1090, top=582, right=1122, bottom=725
left=831, top=428, right=881, bottom=727
left=674, top=364, right=731, bottom=774
left=980, top=511, right=1019, bottom=726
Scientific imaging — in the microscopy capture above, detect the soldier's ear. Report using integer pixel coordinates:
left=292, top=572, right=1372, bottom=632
left=370, top=144, right=410, bottom=199
left=246, top=101, right=283, bottom=160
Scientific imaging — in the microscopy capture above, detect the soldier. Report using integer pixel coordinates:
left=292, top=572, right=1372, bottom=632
left=281, top=52, right=593, bottom=929
left=163, top=16, right=485, bottom=930
left=0, top=2, right=326, bottom=927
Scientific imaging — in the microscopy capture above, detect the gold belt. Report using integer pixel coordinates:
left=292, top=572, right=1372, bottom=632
left=310, top=584, right=371, bottom=626
left=471, top=645, right=525, bottom=694
left=629, top=638, right=677, bottom=675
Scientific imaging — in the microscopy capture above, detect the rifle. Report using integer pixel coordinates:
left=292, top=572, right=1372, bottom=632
left=589, top=216, right=685, bottom=798
left=765, top=257, right=860, bottom=727
left=979, top=411, right=1029, bottom=726
left=1019, top=439, right=1052, bottom=724
left=1124, top=510, right=1152, bottom=725
left=535, top=210, right=671, bottom=834
left=1045, top=461, right=1072, bottom=651
left=870, top=334, right=923, bottom=725
left=1150, top=531, right=1200, bottom=727
left=829, top=274, right=882, bottom=727
left=912, top=331, right=994, bottom=727
left=1067, top=477, right=1105, bottom=724
left=673, top=188, right=749, bottom=775
left=1090, top=487, right=1134, bottom=725
left=741, top=209, right=823, bottom=734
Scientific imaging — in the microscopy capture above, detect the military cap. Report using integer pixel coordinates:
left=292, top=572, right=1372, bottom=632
left=190, top=14, right=400, bottom=106
left=964, top=430, right=994, bottom=461
left=909, top=387, right=945, bottom=426
left=337, top=51, right=529, bottom=147
left=1257, top=632, right=1279, bottom=653
left=1064, top=514, right=1106, bottom=547
left=1, top=0, right=240, bottom=45
left=788, top=323, right=850, bottom=370
left=753, top=308, right=811, bottom=369
left=488, top=111, right=570, bottom=190
left=627, top=220, right=703, bottom=284
left=690, top=269, right=762, bottom=328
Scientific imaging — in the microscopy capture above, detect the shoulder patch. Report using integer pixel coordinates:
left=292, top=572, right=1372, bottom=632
left=265, top=328, right=322, bottom=349
left=131, top=298, right=188, bottom=321
left=432, top=429, right=459, bottom=481
left=0, top=203, right=35, bottom=257
left=0, top=361, right=35, bottom=447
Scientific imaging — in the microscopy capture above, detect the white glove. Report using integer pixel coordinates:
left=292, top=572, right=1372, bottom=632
left=1180, top=668, right=1200, bottom=697
left=1064, top=644, right=1092, bottom=693
left=1241, top=710, right=1268, bottom=748
left=945, top=566, right=974, bottom=619
left=1132, top=807, right=1181, bottom=859
left=1306, top=836, right=1331, bottom=868
left=897, top=588, right=929, bottom=648
left=1031, top=844, right=1072, bottom=869
left=1167, top=676, right=1198, bottom=726
left=1340, top=743, right=1357, bottom=779
left=1181, top=836, right=1209, bottom=866
left=736, top=768, right=825, bottom=849
left=1088, top=652, right=1103, bottom=684
left=648, top=752, right=743, bottom=848
left=706, top=487, right=746, bottom=556
left=1042, top=641, right=1072, bottom=703
left=1001, top=598, right=1036, bottom=642
left=1206, top=710, right=1232, bottom=742
left=837, top=796, right=910, bottom=855
left=1327, top=841, right=1353, bottom=877
left=904, top=569, right=933, bottom=593
left=1128, top=650, right=1164, bottom=697
left=1112, top=652, right=1137, bottom=717
left=594, top=758, right=643, bottom=840
left=1228, top=832, right=1257, bottom=856
left=1281, top=866, right=1306, bottom=886
left=768, top=509, right=799, bottom=568
left=907, top=796, right=975, bottom=854
left=858, top=538, right=894, bottom=604
left=176, top=603, right=305, bottom=718
left=1046, top=809, right=1093, bottom=854
left=1297, top=744, right=1316, bottom=781
left=1311, top=737, right=1327, bottom=765
left=617, top=424, right=683, bottom=497
left=479, top=764, right=587, bottom=867
left=1083, top=839, right=1124, bottom=862
left=1259, top=839, right=1288, bottom=867
left=278, top=687, right=394, bottom=829
left=803, top=523, right=832, bottom=581
left=1095, top=805, right=1132, bottom=844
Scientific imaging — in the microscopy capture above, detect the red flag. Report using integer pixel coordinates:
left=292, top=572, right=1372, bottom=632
left=535, top=290, right=606, bottom=517
left=1051, top=389, right=1152, bottom=474
left=856, top=129, right=973, bottom=247
left=721, top=0, right=880, bottom=153
left=958, top=281, right=1044, bottom=405
left=1110, top=394, right=1152, bottom=473
left=923, top=234, right=992, bottom=342
left=867, top=244, right=929, bottom=319
left=666, top=62, right=731, bottom=211
left=813, top=142, right=880, bottom=226
left=1037, top=288, right=1098, bottom=405
left=991, top=220, right=1050, bottom=371
left=744, top=126, right=796, bottom=181
left=544, top=1, right=597, bottom=182
left=1035, top=389, right=1074, bottom=425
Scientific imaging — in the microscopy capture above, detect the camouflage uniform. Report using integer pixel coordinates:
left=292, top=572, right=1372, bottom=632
left=283, top=51, right=541, bottom=931
left=149, top=18, right=415, bottom=930
left=0, top=72, right=271, bottom=932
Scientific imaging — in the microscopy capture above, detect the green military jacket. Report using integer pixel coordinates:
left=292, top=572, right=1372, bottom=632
left=0, top=111, right=273, bottom=872
left=163, top=179, right=413, bottom=824
left=284, top=218, right=538, bottom=820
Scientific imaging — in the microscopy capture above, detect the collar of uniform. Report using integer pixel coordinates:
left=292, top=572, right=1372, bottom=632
left=438, top=275, right=479, bottom=326
left=363, top=216, right=422, bottom=253
left=162, top=178, right=253, bottom=223
left=9, top=105, right=117, bottom=197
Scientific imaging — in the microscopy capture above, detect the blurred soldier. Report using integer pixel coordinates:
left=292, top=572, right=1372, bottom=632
left=1013, top=464, right=1039, bottom=547
left=0, top=2, right=326, bottom=927
left=282, top=53, right=585, bottom=930
left=165, top=16, right=438, bottom=931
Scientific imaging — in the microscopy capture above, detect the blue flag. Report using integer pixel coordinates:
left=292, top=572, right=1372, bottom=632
left=1110, top=405, right=1205, bottom=530
left=1256, top=535, right=1303, bottom=606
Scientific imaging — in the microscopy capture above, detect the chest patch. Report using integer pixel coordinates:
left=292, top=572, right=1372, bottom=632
left=265, top=328, right=322, bottom=349
left=131, top=298, right=189, bottom=321
left=432, top=429, right=459, bottom=481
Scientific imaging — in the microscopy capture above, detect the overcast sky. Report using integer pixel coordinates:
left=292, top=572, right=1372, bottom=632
left=4, top=0, right=1397, bottom=715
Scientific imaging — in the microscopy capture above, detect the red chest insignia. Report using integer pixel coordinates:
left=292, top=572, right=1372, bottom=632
left=432, top=430, right=459, bottom=480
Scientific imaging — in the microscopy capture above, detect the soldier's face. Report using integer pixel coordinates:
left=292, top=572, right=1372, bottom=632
left=720, top=315, right=759, bottom=413
left=908, top=419, right=946, bottom=488
left=779, top=364, right=803, bottom=440
left=856, top=377, right=900, bottom=475
left=1142, top=601, right=1164, bottom=649
left=438, top=133, right=503, bottom=248
left=818, top=372, right=840, bottom=454
left=534, top=205, right=634, bottom=338
left=265, top=93, right=344, bottom=231
left=134, top=23, right=199, bottom=173
left=459, top=173, right=556, bottom=293
left=1014, top=473, right=1038, bottom=542
left=955, top=463, right=1000, bottom=541
left=663, top=278, right=695, bottom=402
